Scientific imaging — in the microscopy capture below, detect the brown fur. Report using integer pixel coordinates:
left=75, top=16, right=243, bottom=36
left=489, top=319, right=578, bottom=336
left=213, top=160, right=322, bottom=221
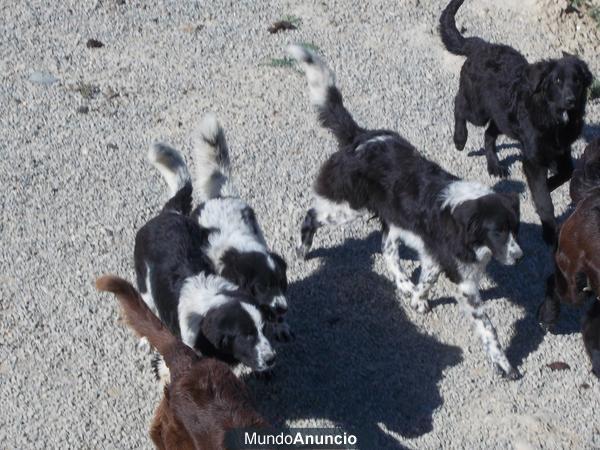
left=96, top=275, right=267, bottom=449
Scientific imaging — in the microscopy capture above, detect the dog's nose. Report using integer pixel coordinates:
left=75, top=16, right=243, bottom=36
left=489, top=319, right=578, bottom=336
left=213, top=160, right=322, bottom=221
left=275, top=305, right=287, bottom=315
left=265, top=354, right=276, bottom=367
left=565, top=96, right=576, bottom=108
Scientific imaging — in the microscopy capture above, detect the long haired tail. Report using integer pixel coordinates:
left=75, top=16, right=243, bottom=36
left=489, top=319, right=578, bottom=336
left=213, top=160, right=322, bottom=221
left=439, top=0, right=482, bottom=56
left=96, top=275, right=196, bottom=379
left=287, top=45, right=362, bottom=146
left=148, top=143, right=193, bottom=214
left=192, top=113, right=236, bottom=201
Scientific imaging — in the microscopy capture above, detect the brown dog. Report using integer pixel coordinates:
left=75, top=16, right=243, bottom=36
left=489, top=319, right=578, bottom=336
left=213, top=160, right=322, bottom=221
left=96, top=275, right=267, bottom=449
left=538, top=140, right=600, bottom=377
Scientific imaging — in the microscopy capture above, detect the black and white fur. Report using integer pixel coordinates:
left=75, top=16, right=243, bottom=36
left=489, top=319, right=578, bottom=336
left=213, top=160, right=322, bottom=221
left=134, top=143, right=276, bottom=373
left=287, top=45, right=524, bottom=379
left=154, top=115, right=291, bottom=341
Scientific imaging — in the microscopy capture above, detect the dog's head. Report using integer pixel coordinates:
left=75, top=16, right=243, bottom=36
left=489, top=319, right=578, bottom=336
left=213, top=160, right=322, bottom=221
left=201, top=298, right=276, bottom=372
left=453, top=192, right=523, bottom=265
left=528, top=56, right=592, bottom=124
left=220, top=248, right=288, bottom=321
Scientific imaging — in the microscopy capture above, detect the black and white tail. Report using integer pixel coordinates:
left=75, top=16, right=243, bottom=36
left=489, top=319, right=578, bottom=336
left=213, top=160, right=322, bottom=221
left=148, top=143, right=193, bottom=215
left=192, top=113, right=236, bottom=202
left=287, top=45, right=362, bottom=146
left=439, top=0, right=484, bottom=57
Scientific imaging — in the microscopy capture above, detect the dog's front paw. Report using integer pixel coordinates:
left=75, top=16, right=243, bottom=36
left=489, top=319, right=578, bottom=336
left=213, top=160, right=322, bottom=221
left=271, top=321, right=295, bottom=343
left=537, top=302, right=559, bottom=334
left=487, top=162, right=510, bottom=178
left=410, top=298, right=431, bottom=314
left=494, top=363, right=521, bottom=380
left=295, top=244, right=309, bottom=260
left=136, top=337, right=152, bottom=354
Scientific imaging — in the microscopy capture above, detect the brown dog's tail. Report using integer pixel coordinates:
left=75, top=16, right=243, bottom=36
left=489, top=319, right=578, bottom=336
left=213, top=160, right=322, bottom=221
left=96, top=275, right=196, bottom=379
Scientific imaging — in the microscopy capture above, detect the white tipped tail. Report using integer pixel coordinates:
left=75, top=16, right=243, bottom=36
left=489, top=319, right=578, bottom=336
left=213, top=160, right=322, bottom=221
left=148, top=143, right=191, bottom=197
left=286, top=44, right=335, bottom=107
left=192, top=113, right=236, bottom=201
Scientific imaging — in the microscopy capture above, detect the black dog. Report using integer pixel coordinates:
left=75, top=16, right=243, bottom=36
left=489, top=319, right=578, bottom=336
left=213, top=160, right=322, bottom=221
left=287, top=45, right=523, bottom=378
left=134, top=146, right=276, bottom=373
left=440, top=0, right=593, bottom=244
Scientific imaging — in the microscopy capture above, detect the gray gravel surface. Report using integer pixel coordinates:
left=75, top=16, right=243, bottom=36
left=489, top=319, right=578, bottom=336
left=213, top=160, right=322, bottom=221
left=1, top=0, right=599, bottom=448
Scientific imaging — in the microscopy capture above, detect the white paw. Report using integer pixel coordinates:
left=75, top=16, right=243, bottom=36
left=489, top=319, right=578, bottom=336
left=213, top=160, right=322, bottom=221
left=136, top=337, right=152, bottom=354
left=410, top=297, right=431, bottom=314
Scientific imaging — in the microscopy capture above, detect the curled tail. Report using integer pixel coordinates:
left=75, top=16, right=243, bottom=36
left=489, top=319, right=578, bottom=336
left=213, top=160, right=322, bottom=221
left=440, top=0, right=482, bottom=56
left=148, top=143, right=193, bottom=214
left=96, top=275, right=196, bottom=380
left=192, top=113, right=236, bottom=201
left=287, top=45, right=361, bottom=146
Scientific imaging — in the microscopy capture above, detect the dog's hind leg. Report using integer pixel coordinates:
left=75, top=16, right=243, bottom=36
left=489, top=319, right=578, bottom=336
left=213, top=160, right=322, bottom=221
left=453, top=92, right=468, bottom=151
left=296, top=195, right=366, bottom=259
left=458, top=280, right=520, bottom=379
left=382, top=226, right=421, bottom=310
left=484, top=122, right=509, bottom=178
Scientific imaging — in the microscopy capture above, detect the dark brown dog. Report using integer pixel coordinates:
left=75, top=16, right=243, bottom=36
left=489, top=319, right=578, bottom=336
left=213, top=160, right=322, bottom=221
left=96, top=275, right=267, bottom=449
left=538, top=141, right=600, bottom=376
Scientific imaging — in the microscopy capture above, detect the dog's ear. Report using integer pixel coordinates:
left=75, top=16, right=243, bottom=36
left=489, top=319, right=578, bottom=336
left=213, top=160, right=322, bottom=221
left=501, top=192, right=520, bottom=220
left=527, top=61, right=553, bottom=93
left=576, top=60, right=593, bottom=88
left=201, top=310, right=234, bottom=351
left=452, top=200, right=481, bottom=246
left=220, top=249, right=249, bottom=289
left=269, top=252, right=288, bottom=290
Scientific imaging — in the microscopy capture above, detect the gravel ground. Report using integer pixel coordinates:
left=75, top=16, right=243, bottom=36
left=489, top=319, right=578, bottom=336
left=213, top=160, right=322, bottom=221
left=1, top=0, right=599, bottom=448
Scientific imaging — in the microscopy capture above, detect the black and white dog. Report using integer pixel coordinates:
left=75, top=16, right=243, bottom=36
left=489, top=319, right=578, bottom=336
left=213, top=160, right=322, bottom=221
left=152, top=114, right=291, bottom=341
left=134, top=144, right=276, bottom=373
left=440, top=0, right=593, bottom=244
left=287, top=45, right=524, bottom=379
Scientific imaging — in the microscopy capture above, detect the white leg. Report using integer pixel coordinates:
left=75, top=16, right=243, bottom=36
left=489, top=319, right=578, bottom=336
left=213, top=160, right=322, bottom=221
left=410, top=253, right=441, bottom=313
left=458, top=280, right=519, bottom=379
left=382, top=227, right=416, bottom=300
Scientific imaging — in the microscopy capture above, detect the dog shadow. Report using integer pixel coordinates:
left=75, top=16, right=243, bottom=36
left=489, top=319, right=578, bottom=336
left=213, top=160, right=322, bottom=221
left=467, top=143, right=522, bottom=172
left=583, top=123, right=600, bottom=143
left=249, top=232, right=462, bottom=448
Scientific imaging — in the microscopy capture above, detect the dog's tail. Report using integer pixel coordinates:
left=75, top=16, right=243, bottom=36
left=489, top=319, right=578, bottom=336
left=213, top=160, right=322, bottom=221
left=96, top=275, right=196, bottom=380
left=287, top=44, right=362, bottom=147
left=192, top=113, right=236, bottom=202
left=439, top=0, right=481, bottom=56
left=148, top=143, right=193, bottom=215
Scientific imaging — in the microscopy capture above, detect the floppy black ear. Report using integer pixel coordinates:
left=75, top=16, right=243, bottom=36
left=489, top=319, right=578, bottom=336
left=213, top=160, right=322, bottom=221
left=220, top=249, right=249, bottom=289
left=501, top=192, right=520, bottom=221
left=527, top=61, right=553, bottom=93
left=452, top=200, right=481, bottom=246
left=269, top=252, right=288, bottom=289
left=576, top=60, right=593, bottom=88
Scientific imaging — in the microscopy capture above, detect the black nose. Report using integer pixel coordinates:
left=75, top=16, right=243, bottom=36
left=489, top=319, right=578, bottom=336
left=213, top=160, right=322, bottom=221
left=565, top=96, right=576, bottom=108
left=275, top=305, right=287, bottom=315
left=265, top=355, right=276, bottom=367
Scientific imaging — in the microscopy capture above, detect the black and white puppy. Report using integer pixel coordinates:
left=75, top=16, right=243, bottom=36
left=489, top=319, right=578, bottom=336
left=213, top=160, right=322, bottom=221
left=287, top=45, right=523, bottom=379
left=134, top=144, right=276, bottom=373
left=440, top=0, right=593, bottom=244
left=153, top=115, right=291, bottom=341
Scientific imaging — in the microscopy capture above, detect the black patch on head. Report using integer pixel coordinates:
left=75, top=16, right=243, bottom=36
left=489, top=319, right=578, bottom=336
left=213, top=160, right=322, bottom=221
left=220, top=249, right=288, bottom=312
left=199, top=301, right=260, bottom=366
